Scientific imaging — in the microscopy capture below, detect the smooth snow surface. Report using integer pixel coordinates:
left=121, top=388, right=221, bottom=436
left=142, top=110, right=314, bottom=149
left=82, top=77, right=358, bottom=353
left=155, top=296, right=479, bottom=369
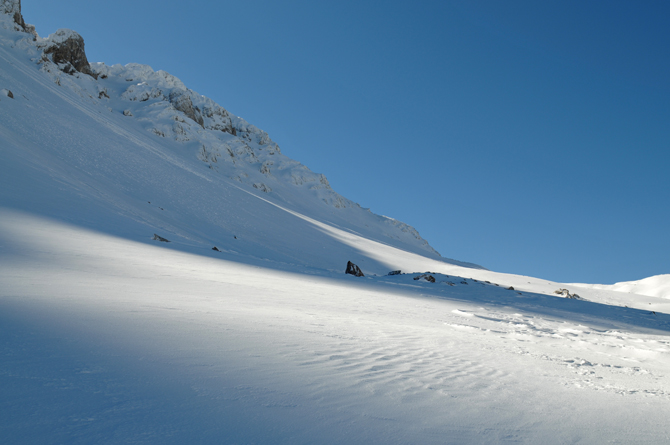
left=572, top=275, right=670, bottom=300
left=2, top=11, right=670, bottom=444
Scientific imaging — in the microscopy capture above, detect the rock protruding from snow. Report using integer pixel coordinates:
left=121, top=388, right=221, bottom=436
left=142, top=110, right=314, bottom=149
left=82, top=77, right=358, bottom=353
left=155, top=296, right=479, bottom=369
left=554, top=288, right=584, bottom=300
left=1, top=88, right=13, bottom=98
left=41, top=29, right=97, bottom=78
left=346, top=261, right=364, bottom=277
left=414, top=274, right=436, bottom=283
left=152, top=234, right=170, bottom=243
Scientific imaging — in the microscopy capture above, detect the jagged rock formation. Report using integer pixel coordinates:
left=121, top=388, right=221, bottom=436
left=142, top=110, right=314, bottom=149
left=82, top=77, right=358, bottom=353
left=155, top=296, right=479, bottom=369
left=169, top=90, right=204, bottom=127
left=40, top=29, right=97, bottom=78
left=152, top=234, right=170, bottom=243
left=414, top=274, right=436, bottom=283
left=346, top=261, right=364, bottom=277
left=554, top=288, right=584, bottom=300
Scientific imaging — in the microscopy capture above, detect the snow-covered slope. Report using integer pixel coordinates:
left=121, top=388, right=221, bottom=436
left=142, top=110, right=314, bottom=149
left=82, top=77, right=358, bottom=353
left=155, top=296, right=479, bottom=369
left=1, top=6, right=485, bottom=277
left=2, top=4, right=670, bottom=443
left=572, top=274, right=670, bottom=300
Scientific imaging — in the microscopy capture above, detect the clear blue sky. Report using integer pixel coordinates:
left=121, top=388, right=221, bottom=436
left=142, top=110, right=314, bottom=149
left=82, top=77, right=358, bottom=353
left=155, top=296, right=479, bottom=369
left=22, top=0, right=670, bottom=284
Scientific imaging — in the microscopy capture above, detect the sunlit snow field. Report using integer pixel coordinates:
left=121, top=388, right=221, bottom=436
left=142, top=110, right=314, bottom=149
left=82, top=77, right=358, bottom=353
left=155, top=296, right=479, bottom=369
left=3, top=211, right=670, bottom=443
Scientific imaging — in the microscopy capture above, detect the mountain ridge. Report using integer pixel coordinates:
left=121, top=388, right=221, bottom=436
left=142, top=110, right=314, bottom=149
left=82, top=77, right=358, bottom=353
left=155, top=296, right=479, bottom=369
left=0, top=2, right=486, bottom=275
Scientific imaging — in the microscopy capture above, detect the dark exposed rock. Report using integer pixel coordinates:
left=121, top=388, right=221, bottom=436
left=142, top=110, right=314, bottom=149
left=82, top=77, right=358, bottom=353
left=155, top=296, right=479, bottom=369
left=345, top=261, right=364, bottom=277
left=554, top=288, right=585, bottom=300
left=169, top=90, right=204, bottom=127
left=507, top=286, right=515, bottom=290
left=1, top=89, right=13, bottom=98
left=414, top=274, right=436, bottom=283
left=212, top=246, right=221, bottom=252
left=252, top=183, right=271, bottom=193
left=42, top=29, right=97, bottom=78
left=388, top=270, right=401, bottom=276
left=152, top=234, right=170, bottom=242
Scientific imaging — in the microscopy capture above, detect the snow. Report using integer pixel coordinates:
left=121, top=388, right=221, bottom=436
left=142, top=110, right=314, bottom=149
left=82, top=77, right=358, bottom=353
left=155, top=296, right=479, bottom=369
left=42, top=28, right=81, bottom=44
left=2, top=210, right=670, bottom=443
left=2, top=10, right=670, bottom=443
left=572, top=274, right=670, bottom=300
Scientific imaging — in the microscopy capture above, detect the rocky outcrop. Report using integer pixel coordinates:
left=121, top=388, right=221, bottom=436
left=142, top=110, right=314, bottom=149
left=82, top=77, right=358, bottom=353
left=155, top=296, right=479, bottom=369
left=1, top=0, right=20, bottom=25
left=152, top=234, right=170, bottom=242
left=169, top=90, right=204, bottom=127
left=346, top=261, right=364, bottom=277
left=388, top=270, right=401, bottom=276
left=554, top=288, right=584, bottom=300
left=42, top=29, right=97, bottom=78
left=252, top=183, right=271, bottom=193
left=1, top=0, right=33, bottom=34
left=414, top=274, right=436, bottom=283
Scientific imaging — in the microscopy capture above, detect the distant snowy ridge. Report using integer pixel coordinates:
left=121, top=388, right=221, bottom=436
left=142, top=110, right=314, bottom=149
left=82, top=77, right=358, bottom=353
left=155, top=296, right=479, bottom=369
left=571, top=274, right=670, bottom=299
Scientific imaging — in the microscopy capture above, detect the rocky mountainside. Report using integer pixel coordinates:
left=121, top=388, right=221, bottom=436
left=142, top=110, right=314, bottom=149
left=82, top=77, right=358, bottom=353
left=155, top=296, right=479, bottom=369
left=0, top=1, right=483, bottom=274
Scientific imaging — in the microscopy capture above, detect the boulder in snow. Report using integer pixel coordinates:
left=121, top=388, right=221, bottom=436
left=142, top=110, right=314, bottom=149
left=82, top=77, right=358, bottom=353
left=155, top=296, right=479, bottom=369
left=1, top=88, right=13, bottom=98
left=554, top=288, right=585, bottom=300
left=346, top=261, right=364, bottom=277
left=152, top=234, right=170, bottom=243
left=41, top=29, right=97, bottom=78
left=388, top=270, right=401, bottom=276
left=252, top=183, right=272, bottom=193
left=414, top=274, right=436, bottom=283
